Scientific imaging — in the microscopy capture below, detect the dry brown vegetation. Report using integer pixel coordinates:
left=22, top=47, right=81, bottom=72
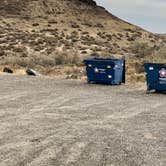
left=0, top=0, right=165, bottom=81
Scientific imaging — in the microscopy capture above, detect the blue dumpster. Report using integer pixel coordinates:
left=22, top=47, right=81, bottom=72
left=144, top=63, right=166, bottom=92
left=83, top=58, right=125, bottom=85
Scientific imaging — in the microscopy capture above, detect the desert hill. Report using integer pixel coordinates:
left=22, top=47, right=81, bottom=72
left=0, top=0, right=165, bottom=69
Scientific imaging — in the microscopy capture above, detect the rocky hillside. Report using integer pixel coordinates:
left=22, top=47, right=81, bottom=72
left=0, top=0, right=165, bottom=68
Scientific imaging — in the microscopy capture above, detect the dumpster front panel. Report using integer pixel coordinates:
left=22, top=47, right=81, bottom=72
left=145, top=63, right=166, bottom=91
left=156, top=65, right=166, bottom=90
left=85, top=61, right=115, bottom=84
left=84, top=58, right=125, bottom=85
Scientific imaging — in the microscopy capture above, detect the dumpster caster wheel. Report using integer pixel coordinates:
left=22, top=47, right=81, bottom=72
left=146, top=90, right=151, bottom=94
left=115, top=82, right=121, bottom=85
left=155, top=90, right=162, bottom=93
left=87, top=80, right=91, bottom=84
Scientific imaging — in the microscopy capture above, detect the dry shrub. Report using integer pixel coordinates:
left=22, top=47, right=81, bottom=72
left=64, top=66, right=85, bottom=79
left=131, top=42, right=154, bottom=58
left=128, top=73, right=145, bottom=83
left=125, top=57, right=145, bottom=82
left=0, top=56, right=33, bottom=67
left=64, top=66, right=85, bottom=75
left=0, top=49, right=81, bottom=67
left=151, top=46, right=166, bottom=63
left=134, top=62, right=144, bottom=73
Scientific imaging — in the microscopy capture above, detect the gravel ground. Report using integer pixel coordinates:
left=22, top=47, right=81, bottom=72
left=0, top=74, right=166, bottom=166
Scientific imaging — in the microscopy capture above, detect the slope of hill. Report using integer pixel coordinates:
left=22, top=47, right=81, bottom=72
left=0, top=0, right=165, bottom=71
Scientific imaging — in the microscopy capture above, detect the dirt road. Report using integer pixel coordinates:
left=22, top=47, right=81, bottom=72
left=0, top=75, right=166, bottom=166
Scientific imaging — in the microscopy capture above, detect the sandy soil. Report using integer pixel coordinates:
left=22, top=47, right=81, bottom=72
left=0, top=74, right=166, bottom=166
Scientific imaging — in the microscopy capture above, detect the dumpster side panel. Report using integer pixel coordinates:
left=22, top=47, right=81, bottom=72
left=145, top=63, right=166, bottom=91
left=145, top=63, right=157, bottom=91
left=122, top=60, right=126, bottom=83
left=156, top=65, right=166, bottom=90
left=113, top=61, right=123, bottom=84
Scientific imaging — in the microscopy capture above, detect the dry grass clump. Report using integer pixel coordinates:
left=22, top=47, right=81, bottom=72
left=0, top=49, right=82, bottom=68
left=125, top=57, right=146, bottom=82
left=64, top=65, right=85, bottom=79
left=33, top=50, right=81, bottom=66
left=126, top=44, right=166, bottom=82
left=128, top=73, right=145, bottom=83
left=131, top=42, right=154, bottom=58
left=150, top=46, right=166, bottom=63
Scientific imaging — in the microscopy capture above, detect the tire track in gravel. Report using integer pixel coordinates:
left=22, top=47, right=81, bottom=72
left=0, top=75, right=166, bottom=166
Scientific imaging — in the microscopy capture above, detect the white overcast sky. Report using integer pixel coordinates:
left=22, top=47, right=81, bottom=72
left=95, top=0, right=166, bottom=33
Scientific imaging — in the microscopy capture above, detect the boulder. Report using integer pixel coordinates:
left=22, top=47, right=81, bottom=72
left=26, top=68, right=38, bottom=76
left=3, top=67, right=13, bottom=73
left=79, top=0, right=96, bottom=6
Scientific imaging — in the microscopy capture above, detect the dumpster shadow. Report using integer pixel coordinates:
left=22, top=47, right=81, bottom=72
left=146, top=90, right=166, bottom=95
left=86, top=81, right=123, bottom=86
left=155, top=91, right=166, bottom=94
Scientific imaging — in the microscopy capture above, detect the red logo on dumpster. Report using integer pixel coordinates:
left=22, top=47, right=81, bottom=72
left=94, top=68, right=99, bottom=73
left=159, top=68, right=166, bottom=77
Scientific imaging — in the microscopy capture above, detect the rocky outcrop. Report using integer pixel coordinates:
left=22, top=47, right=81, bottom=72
left=79, top=0, right=96, bottom=6
left=0, top=0, right=164, bottom=68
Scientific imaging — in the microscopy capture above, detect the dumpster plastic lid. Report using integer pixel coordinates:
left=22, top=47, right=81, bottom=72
left=84, top=57, right=124, bottom=62
left=144, top=62, right=166, bottom=66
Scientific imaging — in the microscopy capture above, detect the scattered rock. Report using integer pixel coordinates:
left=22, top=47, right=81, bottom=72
left=79, top=0, right=96, bottom=6
left=3, top=67, right=13, bottom=74
left=30, top=138, right=41, bottom=143
left=71, top=21, right=80, bottom=28
left=0, top=0, right=165, bottom=72
left=26, top=68, right=38, bottom=76
left=0, top=50, right=5, bottom=56
left=32, top=23, right=39, bottom=26
left=48, top=19, right=57, bottom=24
left=66, top=74, right=78, bottom=79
